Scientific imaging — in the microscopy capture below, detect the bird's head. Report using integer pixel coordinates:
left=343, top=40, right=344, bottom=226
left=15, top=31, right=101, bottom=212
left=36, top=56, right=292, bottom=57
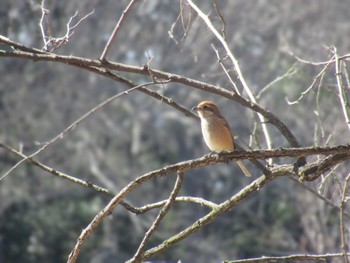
left=192, top=101, right=222, bottom=119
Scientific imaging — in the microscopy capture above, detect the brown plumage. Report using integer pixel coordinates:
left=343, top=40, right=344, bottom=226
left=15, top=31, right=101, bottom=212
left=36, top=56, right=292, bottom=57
left=192, top=101, right=251, bottom=177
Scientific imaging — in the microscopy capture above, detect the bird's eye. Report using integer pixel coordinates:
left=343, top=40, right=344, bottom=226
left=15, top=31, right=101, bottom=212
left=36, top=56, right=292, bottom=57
left=203, top=105, right=210, bottom=110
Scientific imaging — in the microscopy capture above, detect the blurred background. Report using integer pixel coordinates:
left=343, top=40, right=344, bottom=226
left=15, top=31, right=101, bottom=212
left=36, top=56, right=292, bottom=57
left=0, top=0, right=350, bottom=262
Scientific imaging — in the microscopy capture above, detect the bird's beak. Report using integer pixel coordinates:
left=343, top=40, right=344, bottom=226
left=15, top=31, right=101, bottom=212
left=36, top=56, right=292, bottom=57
left=191, top=106, right=198, bottom=111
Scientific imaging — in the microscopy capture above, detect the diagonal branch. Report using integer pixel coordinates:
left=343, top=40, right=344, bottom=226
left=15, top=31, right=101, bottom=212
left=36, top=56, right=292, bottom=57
left=340, top=172, right=350, bottom=263
left=100, top=0, right=139, bottom=60
left=187, top=0, right=272, bottom=157
left=142, top=167, right=285, bottom=260
left=0, top=142, right=217, bottom=212
left=0, top=81, right=158, bottom=182
left=334, top=47, right=350, bottom=134
left=128, top=171, right=184, bottom=263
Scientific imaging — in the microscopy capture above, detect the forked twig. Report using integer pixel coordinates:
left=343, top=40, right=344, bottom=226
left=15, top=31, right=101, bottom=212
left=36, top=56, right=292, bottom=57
left=39, top=0, right=94, bottom=52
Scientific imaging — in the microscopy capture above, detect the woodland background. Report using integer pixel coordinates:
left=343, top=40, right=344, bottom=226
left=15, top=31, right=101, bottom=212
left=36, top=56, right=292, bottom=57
left=0, top=0, right=350, bottom=263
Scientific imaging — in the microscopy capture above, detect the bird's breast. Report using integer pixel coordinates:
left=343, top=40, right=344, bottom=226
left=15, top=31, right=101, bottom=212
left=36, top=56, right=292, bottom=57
left=200, top=117, right=234, bottom=152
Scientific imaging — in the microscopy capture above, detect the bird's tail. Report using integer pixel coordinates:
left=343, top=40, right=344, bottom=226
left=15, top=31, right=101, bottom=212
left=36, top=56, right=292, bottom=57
left=237, top=160, right=251, bottom=177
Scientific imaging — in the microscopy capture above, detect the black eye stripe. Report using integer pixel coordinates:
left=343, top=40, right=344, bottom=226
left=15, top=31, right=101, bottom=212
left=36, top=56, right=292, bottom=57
left=203, top=105, right=211, bottom=110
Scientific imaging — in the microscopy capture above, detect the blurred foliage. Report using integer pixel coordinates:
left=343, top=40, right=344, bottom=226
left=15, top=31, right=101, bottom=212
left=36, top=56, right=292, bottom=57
left=0, top=0, right=350, bottom=262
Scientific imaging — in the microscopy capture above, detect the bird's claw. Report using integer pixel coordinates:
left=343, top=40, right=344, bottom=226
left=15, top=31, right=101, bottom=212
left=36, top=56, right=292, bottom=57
left=206, top=151, right=221, bottom=159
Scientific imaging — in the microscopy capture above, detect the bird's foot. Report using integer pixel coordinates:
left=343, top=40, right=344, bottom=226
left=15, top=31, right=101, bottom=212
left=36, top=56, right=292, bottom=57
left=206, top=151, right=228, bottom=159
left=206, top=151, right=218, bottom=158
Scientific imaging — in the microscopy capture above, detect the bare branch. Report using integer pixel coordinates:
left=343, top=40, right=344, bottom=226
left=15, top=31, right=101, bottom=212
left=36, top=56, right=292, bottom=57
left=0, top=45, right=301, bottom=152
left=142, top=167, right=286, bottom=260
left=0, top=143, right=218, bottom=213
left=65, top=145, right=350, bottom=262
left=0, top=81, right=158, bottom=182
left=100, top=0, right=138, bottom=60
left=39, top=1, right=94, bottom=52
left=210, top=0, right=226, bottom=40
left=334, top=47, right=350, bottom=133
left=287, top=48, right=350, bottom=66
left=39, top=0, right=50, bottom=50
left=340, top=173, right=350, bottom=263
left=211, top=44, right=241, bottom=94
left=286, top=56, right=334, bottom=105
left=135, top=196, right=217, bottom=213
left=128, top=172, right=184, bottom=262
left=289, top=176, right=350, bottom=218
left=0, top=143, right=112, bottom=195
left=257, top=62, right=298, bottom=99
left=225, top=253, right=350, bottom=263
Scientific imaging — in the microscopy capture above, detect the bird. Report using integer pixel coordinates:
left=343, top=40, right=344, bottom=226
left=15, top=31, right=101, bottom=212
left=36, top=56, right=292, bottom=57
left=192, top=100, right=251, bottom=177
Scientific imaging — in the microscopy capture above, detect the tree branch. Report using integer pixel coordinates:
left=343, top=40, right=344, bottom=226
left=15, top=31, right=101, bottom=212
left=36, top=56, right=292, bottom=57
left=0, top=81, right=158, bottom=182
left=128, top=171, right=184, bottom=262
left=100, top=0, right=138, bottom=60
left=0, top=38, right=305, bottom=152
left=65, top=144, right=350, bottom=262
left=225, top=253, right=350, bottom=263
left=340, top=172, right=350, bottom=263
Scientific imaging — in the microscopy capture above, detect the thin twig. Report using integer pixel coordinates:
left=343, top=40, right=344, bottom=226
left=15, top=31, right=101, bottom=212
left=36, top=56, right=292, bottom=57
left=340, top=173, right=350, bottom=263
left=287, top=49, right=350, bottom=66
left=210, top=0, right=226, bottom=40
left=286, top=57, right=334, bottom=105
left=39, top=0, right=49, bottom=50
left=39, top=0, right=94, bottom=52
left=136, top=196, right=217, bottom=212
left=0, top=142, right=219, bottom=213
left=100, top=0, right=138, bottom=60
left=334, top=48, right=350, bottom=133
left=0, top=143, right=112, bottom=195
left=0, top=81, right=158, bottom=182
left=257, top=62, right=298, bottom=99
left=211, top=44, right=240, bottom=94
left=187, top=0, right=273, bottom=162
left=128, top=172, right=184, bottom=262
left=289, top=176, right=350, bottom=218
left=225, top=253, right=350, bottom=263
